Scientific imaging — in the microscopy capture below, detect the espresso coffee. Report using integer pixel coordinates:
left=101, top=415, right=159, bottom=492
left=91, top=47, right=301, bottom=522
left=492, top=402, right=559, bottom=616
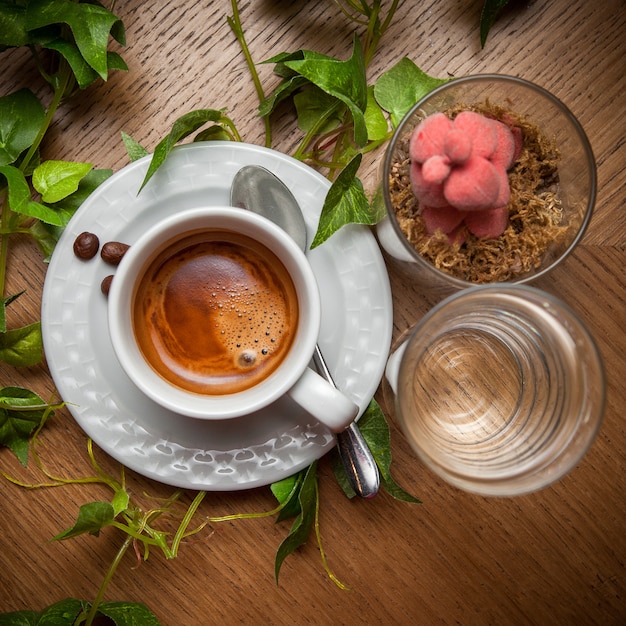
left=132, top=229, right=299, bottom=395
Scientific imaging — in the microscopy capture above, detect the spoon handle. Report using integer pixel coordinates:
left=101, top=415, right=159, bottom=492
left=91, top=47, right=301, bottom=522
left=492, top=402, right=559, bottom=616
left=312, top=345, right=380, bottom=498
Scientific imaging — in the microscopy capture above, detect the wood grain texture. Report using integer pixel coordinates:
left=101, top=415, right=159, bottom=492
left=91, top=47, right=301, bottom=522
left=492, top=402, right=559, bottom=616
left=0, top=1, right=624, bottom=624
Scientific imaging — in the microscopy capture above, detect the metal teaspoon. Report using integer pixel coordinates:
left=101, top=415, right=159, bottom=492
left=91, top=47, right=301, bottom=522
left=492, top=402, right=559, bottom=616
left=230, top=165, right=380, bottom=498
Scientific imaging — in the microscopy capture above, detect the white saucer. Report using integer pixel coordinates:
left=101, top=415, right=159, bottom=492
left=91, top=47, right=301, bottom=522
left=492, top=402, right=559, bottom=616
left=41, top=142, right=393, bottom=490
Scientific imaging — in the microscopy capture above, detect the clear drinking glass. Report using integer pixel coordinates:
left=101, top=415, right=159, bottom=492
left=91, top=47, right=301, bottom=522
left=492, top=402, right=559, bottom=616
left=385, top=285, right=605, bottom=496
left=377, top=75, right=597, bottom=293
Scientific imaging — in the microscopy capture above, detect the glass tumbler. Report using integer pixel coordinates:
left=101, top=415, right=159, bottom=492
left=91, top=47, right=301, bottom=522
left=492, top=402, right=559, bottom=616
left=385, top=285, right=605, bottom=496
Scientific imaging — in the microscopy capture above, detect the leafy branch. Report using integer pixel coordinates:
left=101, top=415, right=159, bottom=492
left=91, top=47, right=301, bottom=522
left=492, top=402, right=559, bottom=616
left=139, top=3, right=450, bottom=251
left=1, top=408, right=353, bottom=621
left=0, top=0, right=127, bottom=370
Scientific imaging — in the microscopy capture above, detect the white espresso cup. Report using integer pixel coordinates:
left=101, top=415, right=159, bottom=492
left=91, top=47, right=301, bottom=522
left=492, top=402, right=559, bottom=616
left=108, top=206, right=358, bottom=432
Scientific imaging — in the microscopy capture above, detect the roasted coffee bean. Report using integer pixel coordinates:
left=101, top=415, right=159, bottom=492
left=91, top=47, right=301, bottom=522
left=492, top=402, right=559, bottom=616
left=73, top=232, right=99, bottom=259
left=101, top=241, right=130, bottom=265
left=100, top=274, right=114, bottom=296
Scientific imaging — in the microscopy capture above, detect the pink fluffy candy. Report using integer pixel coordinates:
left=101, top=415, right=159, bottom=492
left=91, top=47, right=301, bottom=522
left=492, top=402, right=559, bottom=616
left=408, top=110, right=521, bottom=239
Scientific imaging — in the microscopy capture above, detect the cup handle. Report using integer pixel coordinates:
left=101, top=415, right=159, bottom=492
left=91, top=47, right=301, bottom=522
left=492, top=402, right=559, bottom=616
left=287, top=367, right=359, bottom=433
left=376, top=216, right=417, bottom=263
left=385, top=340, right=409, bottom=395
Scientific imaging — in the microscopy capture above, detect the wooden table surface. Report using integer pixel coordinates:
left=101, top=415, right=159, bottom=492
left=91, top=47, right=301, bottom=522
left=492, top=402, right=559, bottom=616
left=1, top=1, right=624, bottom=624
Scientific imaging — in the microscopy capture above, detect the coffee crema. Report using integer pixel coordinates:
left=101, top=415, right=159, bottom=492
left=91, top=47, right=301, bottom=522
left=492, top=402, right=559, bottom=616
left=132, top=229, right=299, bottom=395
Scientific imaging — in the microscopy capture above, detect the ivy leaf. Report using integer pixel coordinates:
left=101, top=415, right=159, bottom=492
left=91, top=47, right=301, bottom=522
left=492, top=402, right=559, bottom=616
left=0, top=164, right=64, bottom=226
left=374, top=57, right=449, bottom=128
left=275, top=461, right=318, bottom=583
left=52, top=501, right=116, bottom=541
left=194, top=126, right=233, bottom=142
left=480, top=0, right=512, bottom=47
left=25, top=0, right=125, bottom=80
left=263, top=50, right=306, bottom=75
left=331, top=453, right=357, bottom=498
left=364, top=85, right=389, bottom=142
left=311, top=154, right=385, bottom=248
left=258, top=75, right=309, bottom=117
left=0, top=3, right=30, bottom=48
left=293, top=86, right=344, bottom=135
left=332, top=399, right=421, bottom=502
left=48, top=167, right=112, bottom=215
left=44, top=38, right=127, bottom=90
left=271, top=472, right=305, bottom=522
left=111, top=489, right=130, bottom=517
left=0, top=89, right=45, bottom=166
left=280, top=35, right=368, bottom=146
left=97, top=602, right=162, bottom=626
left=0, top=292, right=24, bottom=335
left=0, top=322, right=43, bottom=367
left=358, top=399, right=422, bottom=503
left=0, top=598, right=87, bottom=626
left=30, top=168, right=113, bottom=260
left=121, top=131, right=149, bottom=162
left=139, top=109, right=225, bottom=191
left=32, top=160, right=93, bottom=203
left=0, top=599, right=161, bottom=626
left=0, top=386, right=50, bottom=466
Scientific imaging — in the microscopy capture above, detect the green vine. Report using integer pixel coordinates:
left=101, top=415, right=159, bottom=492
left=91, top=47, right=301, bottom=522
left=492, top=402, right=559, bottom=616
left=0, top=1, right=513, bottom=623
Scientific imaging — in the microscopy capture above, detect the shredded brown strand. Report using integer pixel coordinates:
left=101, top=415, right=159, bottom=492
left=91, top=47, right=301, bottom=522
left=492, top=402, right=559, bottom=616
left=388, top=102, right=568, bottom=283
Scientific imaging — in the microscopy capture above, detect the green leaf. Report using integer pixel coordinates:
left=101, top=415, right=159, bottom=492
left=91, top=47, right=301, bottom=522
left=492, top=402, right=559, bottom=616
left=0, top=322, right=43, bottom=367
left=0, top=89, right=45, bottom=166
left=0, top=3, right=30, bottom=48
left=275, top=461, right=318, bottom=583
left=97, top=602, right=162, bottom=626
left=193, top=126, right=233, bottom=142
left=374, top=57, right=449, bottom=128
left=32, top=160, right=93, bottom=203
left=48, top=167, right=112, bottom=215
left=364, top=85, right=389, bottom=142
left=258, top=75, right=309, bottom=117
left=311, top=154, right=384, bottom=248
left=52, top=501, right=116, bottom=541
left=28, top=221, right=59, bottom=263
left=139, top=109, right=225, bottom=191
left=0, top=164, right=63, bottom=225
left=331, top=452, right=357, bottom=498
left=358, top=399, right=421, bottom=503
left=480, top=0, right=512, bottom=47
left=264, top=49, right=306, bottom=72
left=30, top=168, right=113, bottom=259
left=0, top=292, right=24, bottom=334
left=0, top=386, right=50, bottom=466
left=0, top=164, right=34, bottom=210
left=25, top=0, right=125, bottom=80
left=271, top=472, right=304, bottom=522
left=43, top=39, right=128, bottom=90
left=121, top=131, right=149, bottom=162
left=0, top=598, right=87, bottom=626
left=281, top=35, right=368, bottom=146
left=111, top=489, right=130, bottom=516
left=0, top=599, right=161, bottom=626
left=293, top=86, right=344, bottom=135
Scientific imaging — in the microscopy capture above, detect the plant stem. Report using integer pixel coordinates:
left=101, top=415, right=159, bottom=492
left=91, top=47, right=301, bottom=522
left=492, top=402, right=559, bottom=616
left=292, top=101, right=345, bottom=162
left=228, top=0, right=272, bottom=147
left=84, top=534, right=134, bottom=625
left=0, top=62, right=71, bottom=308
left=168, top=490, right=206, bottom=558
